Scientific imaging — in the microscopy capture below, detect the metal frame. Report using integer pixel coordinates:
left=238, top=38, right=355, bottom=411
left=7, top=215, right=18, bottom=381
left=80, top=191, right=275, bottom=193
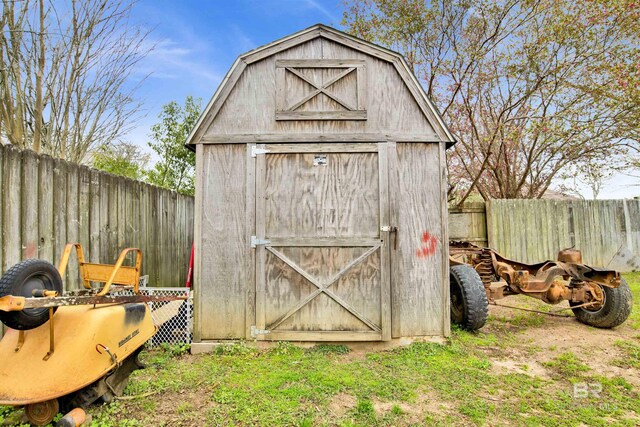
left=58, top=243, right=142, bottom=296
left=449, top=241, right=620, bottom=307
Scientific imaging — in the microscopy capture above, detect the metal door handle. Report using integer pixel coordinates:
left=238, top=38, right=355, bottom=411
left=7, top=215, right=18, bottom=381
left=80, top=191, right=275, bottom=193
left=390, top=226, right=398, bottom=250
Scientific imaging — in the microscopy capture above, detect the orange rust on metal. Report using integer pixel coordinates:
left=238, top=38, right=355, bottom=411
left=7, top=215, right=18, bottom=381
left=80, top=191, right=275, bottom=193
left=557, top=249, right=582, bottom=264
left=486, top=283, right=506, bottom=301
left=449, top=241, right=619, bottom=307
left=24, top=398, right=59, bottom=426
left=581, top=283, right=605, bottom=310
left=543, top=281, right=569, bottom=304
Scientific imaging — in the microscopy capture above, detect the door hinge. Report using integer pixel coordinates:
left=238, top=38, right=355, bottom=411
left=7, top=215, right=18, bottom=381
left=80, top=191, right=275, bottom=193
left=251, top=325, right=271, bottom=338
left=251, top=146, right=269, bottom=157
left=251, top=236, right=271, bottom=248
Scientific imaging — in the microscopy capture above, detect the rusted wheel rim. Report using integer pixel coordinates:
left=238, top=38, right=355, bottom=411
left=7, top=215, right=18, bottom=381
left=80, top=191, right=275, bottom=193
left=25, top=398, right=59, bottom=426
left=450, top=282, right=465, bottom=323
left=583, top=285, right=606, bottom=313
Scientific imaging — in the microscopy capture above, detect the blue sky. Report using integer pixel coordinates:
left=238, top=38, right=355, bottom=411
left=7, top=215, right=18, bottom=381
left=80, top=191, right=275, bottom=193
left=127, top=0, right=343, bottom=146
left=125, top=0, right=637, bottom=199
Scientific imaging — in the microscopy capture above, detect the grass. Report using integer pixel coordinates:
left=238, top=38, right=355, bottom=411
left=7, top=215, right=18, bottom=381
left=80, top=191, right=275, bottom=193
left=626, top=272, right=640, bottom=329
left=542, top=352, right=590, bottom=379
left=613, top=340, right=640, bottom=369
left=1, top=273, right=638, bottom=426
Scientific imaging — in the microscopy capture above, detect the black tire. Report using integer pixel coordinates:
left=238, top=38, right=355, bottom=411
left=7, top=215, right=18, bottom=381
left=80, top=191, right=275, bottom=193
left=0, top=259, right=63, bottom=330
left=450, top=264, right=488, bottom=331
left=570, top=278, right=632, bottom=328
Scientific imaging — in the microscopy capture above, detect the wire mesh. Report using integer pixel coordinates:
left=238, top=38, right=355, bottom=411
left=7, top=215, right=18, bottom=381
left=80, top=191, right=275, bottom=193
left=127, top=276, right=193, bottom=348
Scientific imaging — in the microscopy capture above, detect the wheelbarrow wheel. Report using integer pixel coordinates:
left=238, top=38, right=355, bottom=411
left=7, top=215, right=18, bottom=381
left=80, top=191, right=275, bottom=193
left=450, top=264, right=488, bottom=331
left=0, top=259, right=63, bottom=330
left=24, top=398, right=59, bottom=426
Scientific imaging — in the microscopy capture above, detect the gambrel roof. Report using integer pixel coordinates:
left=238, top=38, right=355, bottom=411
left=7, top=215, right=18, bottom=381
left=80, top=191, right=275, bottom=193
left=186, top=24, right=455, bottom=149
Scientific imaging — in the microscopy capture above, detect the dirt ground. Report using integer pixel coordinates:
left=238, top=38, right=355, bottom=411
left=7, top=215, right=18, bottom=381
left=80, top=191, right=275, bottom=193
left=485, top=302, right=640, bottom=387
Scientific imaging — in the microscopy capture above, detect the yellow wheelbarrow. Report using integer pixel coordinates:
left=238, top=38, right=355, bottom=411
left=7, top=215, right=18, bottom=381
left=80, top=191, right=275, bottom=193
left=0, top=244, right=186, bottom=425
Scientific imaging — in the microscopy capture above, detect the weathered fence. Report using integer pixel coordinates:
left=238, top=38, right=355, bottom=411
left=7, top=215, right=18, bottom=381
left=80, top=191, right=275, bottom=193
left=0, top=143, right=194, bottom=291
left=448, top=202, right=487, bottom=247
left=487, top=199, right=640, bottom=269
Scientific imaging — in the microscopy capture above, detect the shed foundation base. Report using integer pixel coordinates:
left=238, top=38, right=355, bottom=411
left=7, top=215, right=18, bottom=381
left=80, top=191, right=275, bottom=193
left=190, top=336, right=447, bottom=354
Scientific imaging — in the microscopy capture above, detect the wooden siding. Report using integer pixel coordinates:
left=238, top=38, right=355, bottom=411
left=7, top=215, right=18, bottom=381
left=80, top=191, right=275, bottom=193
left=389, top=143, right=445, bottom=337
left=487, top=199, right=640, bottom=269
left=195, top=144, right=247, bottom=340
left=0, top=144, right=194, bottom=289
left=206, top=39, right=437, bottom=138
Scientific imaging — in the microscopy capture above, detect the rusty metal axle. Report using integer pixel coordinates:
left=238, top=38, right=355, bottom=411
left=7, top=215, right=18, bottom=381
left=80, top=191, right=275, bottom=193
left=449, top=241, right=619, bottom=308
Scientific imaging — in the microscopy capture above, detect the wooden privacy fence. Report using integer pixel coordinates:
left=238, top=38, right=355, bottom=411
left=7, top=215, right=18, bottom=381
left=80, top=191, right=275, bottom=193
left=486, top=199, right=640, bottom=269
left=448, top=202, right=487, bottom=247
left=0, top=143, right=194, bottom=291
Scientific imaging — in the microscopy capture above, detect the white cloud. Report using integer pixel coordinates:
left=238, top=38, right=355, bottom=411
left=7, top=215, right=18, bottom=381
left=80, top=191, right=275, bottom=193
left=305, top=0, right=339, bottom=23
left=135, top=37, right=223, bottom=84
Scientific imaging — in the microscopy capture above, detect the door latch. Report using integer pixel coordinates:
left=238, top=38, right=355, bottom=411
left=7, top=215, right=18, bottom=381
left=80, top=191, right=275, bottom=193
left=381, top=226, right=399, bottom=250
left=390, top=226, right=398, bottom=250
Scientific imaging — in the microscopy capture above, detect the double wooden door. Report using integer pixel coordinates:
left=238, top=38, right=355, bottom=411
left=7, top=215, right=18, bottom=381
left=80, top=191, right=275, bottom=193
left=253, top=143, right=391, bottom=341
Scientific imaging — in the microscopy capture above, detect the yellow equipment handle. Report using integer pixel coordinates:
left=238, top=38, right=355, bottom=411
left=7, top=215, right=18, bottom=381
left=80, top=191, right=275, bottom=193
left=57, top=244, right=142, bottom=296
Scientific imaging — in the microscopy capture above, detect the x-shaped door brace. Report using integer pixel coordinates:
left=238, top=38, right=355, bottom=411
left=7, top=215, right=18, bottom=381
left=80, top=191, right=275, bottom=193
left=266, top=244, right=382, bottom=332
left=284, top=67, right=357, bottom=112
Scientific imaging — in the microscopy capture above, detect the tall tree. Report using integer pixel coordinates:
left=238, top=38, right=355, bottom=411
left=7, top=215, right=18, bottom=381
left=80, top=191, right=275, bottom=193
left=146, top=96, right=201, bottom=196
left=0, top=0, right=150, bottom=162
left=92, top=141, right=150, bottom=181
left=343, top=0, right=640, bottom=202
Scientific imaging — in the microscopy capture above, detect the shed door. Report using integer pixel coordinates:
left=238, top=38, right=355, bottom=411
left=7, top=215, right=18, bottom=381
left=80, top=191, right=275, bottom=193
left=253, top=143, right=391, bottom=341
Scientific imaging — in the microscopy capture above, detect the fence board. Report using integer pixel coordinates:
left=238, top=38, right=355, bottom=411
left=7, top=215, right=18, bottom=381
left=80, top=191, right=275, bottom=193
left=89, top=170, right=102, bottom=264
left=448, top=202, right=486, bottom=246
left=3, top=146, right=22, bottom=271
left=66, top=162, right=80, bottom=290
left=0, top=143, right=194, bottom=287
left=78, top=166, right=91, bottom=263
left=21, top=150, right=39, bottom=260
left=38, top=155, right=54, bottom=262
left=487, top=199, right=640, bottom=269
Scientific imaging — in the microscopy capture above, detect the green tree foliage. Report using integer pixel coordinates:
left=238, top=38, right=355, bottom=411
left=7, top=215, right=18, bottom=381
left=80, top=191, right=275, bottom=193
left=92, top=142, right=150, bottom=181
left=343, top=0, right=640, bottom=202
left=146, top=96, right=202, bottom=196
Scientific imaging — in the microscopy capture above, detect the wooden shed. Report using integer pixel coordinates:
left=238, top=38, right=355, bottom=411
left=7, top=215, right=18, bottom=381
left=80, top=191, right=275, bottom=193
left=186, top=24, right=455, bottom=348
